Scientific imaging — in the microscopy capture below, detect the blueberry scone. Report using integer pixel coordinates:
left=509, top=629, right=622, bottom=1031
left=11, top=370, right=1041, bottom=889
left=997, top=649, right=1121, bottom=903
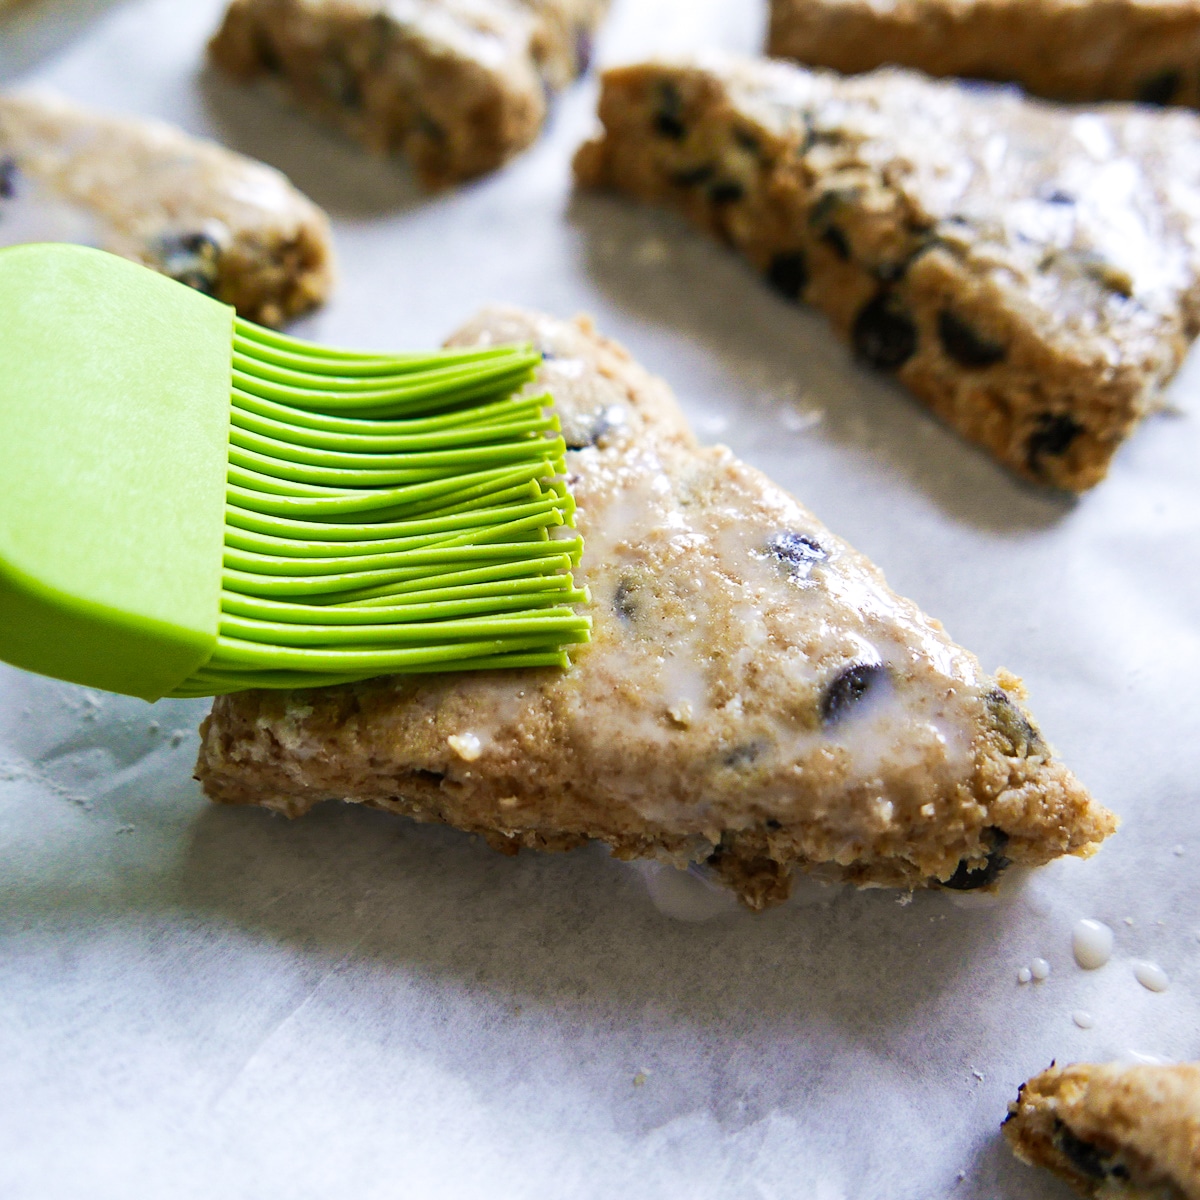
left=209, top=0, right=610, bottom=188
left=768, top=0, right=1200, bottom=109
left=573, top=57, right=1200, bottom=491
left=195, top=307, right=1116, bottom=910
left=0, top=89, right=333, bottom=326
left=1005, top=1062, right=1200, bottom=1198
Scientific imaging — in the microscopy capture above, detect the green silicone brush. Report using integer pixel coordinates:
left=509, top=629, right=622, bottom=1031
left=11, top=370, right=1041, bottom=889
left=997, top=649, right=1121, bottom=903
left=0, top=243, right=591, bottom=702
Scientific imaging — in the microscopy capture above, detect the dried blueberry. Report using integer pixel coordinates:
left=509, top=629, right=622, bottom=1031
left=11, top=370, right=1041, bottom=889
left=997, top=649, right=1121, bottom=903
left=853, top=292, right=917, bottom=372
left=733, top=127, right=760, bottom=155
left=767, top=531, right=826, bottom=575
left=707, top=180, right=744, bottom=205
left=670, top=163, right=715, bottom=187
left=986, top=689, right=1045, bottom=757
left=821, top=662, right=887, bottom=726
left=1026, top=412, right=1083, bottom=473
left=574, top=26, right=595, bottom=75
left=1136, top=68, right=1182, bottom=106
left=937, top=310, right=1007, bottom=368
left=1040, top=188, right=1076, bottom=206
left=157, top=231, right=221, bottom=296
left=0, top=156, right=17, bottom=200
left=317, top=56, right=362, bottom=109
left=1054, top=1122, right=1110, bottom=1181
left=614, top=579, right=637, bottom=622
left=254, top=28, right=283, bottom=73
left=765, top=819, right=782, bottom=830
left=723, top=742, right=764, bottom=769
left=821, top=225, right=851, bottom=261
left=416, top=112, right=446, bottom=144
left=766, top=250, right=808, bottom=301
left=942, top=830, right=1011, bottom=891
left=654, top=81, right=686, bottom=140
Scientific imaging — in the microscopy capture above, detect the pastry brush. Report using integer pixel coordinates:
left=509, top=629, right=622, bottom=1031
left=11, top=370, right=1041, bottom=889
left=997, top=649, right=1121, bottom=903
left=0, top=243, right=590, bottom=702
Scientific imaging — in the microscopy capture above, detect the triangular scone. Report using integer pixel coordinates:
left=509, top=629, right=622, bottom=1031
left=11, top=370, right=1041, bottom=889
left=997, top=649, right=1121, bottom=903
left=574, top=56, right=1200, bottom=491
left=1005, top=1062, right=1200, bottom=1198
left=0, top=89, right=332, bottom=327
left=768, top=0, right=1200, bottom=109
left=196, top=307, right=1116, bottom=909
left=209, top=0, right=609, bottom=188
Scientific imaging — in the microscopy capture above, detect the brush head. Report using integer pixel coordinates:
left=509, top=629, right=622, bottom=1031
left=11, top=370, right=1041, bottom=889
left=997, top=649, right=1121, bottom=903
left=0, top=244, right=589, bottom=702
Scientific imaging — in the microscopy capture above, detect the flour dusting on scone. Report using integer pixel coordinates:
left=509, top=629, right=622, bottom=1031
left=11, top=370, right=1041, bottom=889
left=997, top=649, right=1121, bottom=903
left=574, top=56, right=1200, bottom=491
left=195, top=307, right=1115, bottom=909
left=0, top=89, right=333, bottom=326
left=769, top=0, right=1200, bottom=110
left=209, top=0, right=610, bottom=188
left=1005, top=1061, right=1200, bottom=1198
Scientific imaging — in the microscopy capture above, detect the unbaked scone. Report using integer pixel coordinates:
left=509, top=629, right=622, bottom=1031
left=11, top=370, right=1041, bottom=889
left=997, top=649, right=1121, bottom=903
left=195, top=307, right=1116, bottom=910
left=209, top=0, right=610, bottom=188
left=0, top=88, right=333, bottom=326
left=573, top=56, right=1200, bottom=491
left=1005, top=1062, right=1200, bottom=1199
left=768, top=0, right=1200, bottom=109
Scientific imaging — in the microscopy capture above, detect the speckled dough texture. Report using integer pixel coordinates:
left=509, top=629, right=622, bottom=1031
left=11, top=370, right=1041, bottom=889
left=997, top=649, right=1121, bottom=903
left=0, top=88, right=333, bottom=325
left=196, top=306, right=1116, bottom=909
left=573, top=56, right=1200, bottom=491
left=1005, top=1062, right=1200, bottom=1198
left=767, top=0, right=1200, bottom=109
left=208, top=0, right=609, bottom=187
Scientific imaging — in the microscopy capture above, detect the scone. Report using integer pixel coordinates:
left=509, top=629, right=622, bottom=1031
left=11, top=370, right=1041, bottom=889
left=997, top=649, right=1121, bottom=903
left=768, top=0, right=1200, bottom=109
left=1005, top=1062, right=1200, bottom=1198
left=0, top=89, right=333, bottom=326
left=573, top=56, right=1200, bottom=492
left=209, top=0, right=610, bottom=187
left=195, top=307, right=1116, bottom=910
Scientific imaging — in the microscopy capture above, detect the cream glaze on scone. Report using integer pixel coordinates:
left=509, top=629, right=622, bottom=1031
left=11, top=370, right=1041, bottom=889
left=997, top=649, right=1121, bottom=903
left=1005, top=1062, right=1200, bottom=1199
left=196, top=307, right=1116, bottom=909
left=574, top=56, right=1200, bottom=491
left=209, top=0, right=608, bottom=187
left=0, top=89, right=333, bottom=326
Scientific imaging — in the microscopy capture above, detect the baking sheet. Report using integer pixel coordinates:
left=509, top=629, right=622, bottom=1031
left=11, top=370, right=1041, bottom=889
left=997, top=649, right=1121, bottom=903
left=2, top=2, right=1199, bottom=1197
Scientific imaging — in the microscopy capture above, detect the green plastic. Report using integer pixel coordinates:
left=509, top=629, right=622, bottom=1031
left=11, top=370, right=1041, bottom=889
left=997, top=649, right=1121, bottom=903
left=0, top=244, right=232, bottom=700
left=0, top=244, right=590, bottom=702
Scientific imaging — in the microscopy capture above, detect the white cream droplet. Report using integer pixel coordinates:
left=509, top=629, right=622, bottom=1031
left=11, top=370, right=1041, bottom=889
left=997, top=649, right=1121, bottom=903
left=637, top=862, right=739, bottom=922
left=1031, top=958, right=1051, bottom=981
left=1017, top=967, right=1032, bottom=984
left=1072, top=1011, right=1096, bottom=1030
left=1134, top=961, right=1170, bottom=993
left=1072, top=919, right=1114, bottom=970
left=448, top=732, right=482, bottom=761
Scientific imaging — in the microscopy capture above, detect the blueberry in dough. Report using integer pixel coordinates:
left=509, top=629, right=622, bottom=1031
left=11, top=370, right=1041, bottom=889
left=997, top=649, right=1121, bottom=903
left=853, top=292, right=918, bottom=371
left=937, top=309, right=1007, bottom=368
left=766, top=250, right=809, bottom=301
left=942, top=829, right=1011, bottom=890
left=1027, top=412, right=1083, bottom=472
left=1136, top=68, right=1182, bottom=106
left=767, top=531, right=827, bottom=576
left=821, top=662, right=887, bottom=725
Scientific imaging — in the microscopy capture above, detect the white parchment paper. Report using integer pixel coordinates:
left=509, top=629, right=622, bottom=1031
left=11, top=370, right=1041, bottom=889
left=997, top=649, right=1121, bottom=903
left=2, top=3, right=1199, bottom=1197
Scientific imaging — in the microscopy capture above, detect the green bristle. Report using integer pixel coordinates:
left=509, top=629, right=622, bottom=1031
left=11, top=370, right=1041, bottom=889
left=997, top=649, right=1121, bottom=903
left=167, top=318, right=590, bottom=697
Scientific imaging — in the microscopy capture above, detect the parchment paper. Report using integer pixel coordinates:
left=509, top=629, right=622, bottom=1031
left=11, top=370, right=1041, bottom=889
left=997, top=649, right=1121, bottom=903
left=2, top=2, right=1199, bottom=1197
